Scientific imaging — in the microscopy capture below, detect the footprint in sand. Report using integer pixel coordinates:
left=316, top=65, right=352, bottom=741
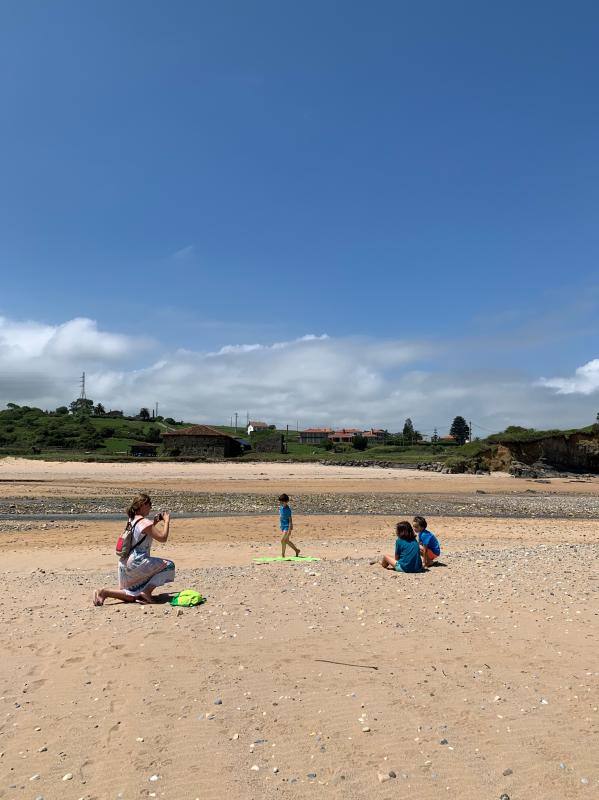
left=63, top=655, right=84, bottom=666
left=22, top=678, right=47, bottom=693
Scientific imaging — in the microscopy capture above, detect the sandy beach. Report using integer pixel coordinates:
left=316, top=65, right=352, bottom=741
left=1, top=459, right=598, bottom=799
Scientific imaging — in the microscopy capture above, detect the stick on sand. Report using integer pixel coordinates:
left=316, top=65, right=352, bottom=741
left=315, top=659, right=378, bottom=670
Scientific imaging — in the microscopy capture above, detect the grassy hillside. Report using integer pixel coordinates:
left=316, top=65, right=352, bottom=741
left=485, top=424, right=598, bottom=443
left=3, top=404, right=594, bottom=467
left=0, top=404, right=175, bottom=458
left=0, top=406, right=464, bottom=463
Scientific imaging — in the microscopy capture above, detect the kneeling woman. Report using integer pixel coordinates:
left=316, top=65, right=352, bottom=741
left=94, top=493, right=175, bottom=605
left=381, top=520, right=422, bottom=573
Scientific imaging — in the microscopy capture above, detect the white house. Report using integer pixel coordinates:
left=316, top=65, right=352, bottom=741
left=247, top=420, right=269, bottom=435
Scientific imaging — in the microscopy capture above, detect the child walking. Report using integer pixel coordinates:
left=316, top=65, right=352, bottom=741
left=278, top=493, right=300, bottom=558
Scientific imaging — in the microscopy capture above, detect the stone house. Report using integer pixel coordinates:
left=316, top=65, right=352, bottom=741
left=329, top=428, right=362, bottom=444
left=298, top=428, right=334, bottom=445
left=362, top=428, right=387, bottom=445
left=161, top=425, right=242, bottom=458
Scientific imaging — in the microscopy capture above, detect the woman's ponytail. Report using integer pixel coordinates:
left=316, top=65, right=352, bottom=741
left=126, top=493, right=151, bottom=520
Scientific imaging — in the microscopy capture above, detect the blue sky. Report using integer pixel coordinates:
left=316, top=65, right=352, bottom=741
left=1, top=1, right=598, bottom=430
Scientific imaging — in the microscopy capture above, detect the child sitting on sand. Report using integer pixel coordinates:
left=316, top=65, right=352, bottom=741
left=381, top=520, right=422, bottom=573
left=413, top=515, right=441, bottom=568
left=278, top=493, right=300, bottom=558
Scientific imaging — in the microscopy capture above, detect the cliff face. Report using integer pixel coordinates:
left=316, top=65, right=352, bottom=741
left=487, top=431, right=599, bottom=474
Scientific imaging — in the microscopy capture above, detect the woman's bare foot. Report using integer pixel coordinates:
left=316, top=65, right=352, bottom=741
left=93, top=590, right=105, bottom=607
left=136, top=591, right=156, bottom=604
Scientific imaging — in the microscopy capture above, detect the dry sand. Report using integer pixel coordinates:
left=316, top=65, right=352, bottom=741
left=1, top=460, right=598, bottom=799
left=2, top=456, right=599, bottom=496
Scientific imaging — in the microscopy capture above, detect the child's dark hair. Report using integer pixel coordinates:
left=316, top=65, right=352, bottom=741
left=413, top=515, right=427, bottom=530
left=278, top=493, right=289, bottom=503
left=396, top=520, right=416, bottom=541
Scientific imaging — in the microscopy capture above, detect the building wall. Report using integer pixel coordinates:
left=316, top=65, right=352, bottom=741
left=252, top=433, right=286, bottom=453
left=299, top=432, right=330, bottom=445
left=162, top=435, right=240, bottom=458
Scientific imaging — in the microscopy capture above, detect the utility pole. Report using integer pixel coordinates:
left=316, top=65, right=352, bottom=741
left=234, top=412, right=238, bottom=433
left=155, top=402, right=159, bottom=419
left=79, top=372, right=86, bottom=400
left=468, top=420, right=472, bottom=442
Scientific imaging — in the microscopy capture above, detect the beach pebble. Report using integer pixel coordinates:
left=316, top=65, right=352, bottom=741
left=307, top=773, right=317, bottom=779
left=502, top=768, right=513, bottom=776
left=500, top=794, right=510, bottom=800
left=440, top=738, right=448, bottom=745
left=251, top=765, right=259, bottom=771
left=214, top=698, right=223, bottom=705
left=38, top=746, right=47, bottom=752
left=378, top=771, right=395, bottom=783
left=149, top=775, right=160, bottom=782
left=581, top=778, right=589, bottom=785
left=30, top=774, right=41, bottom=781
left=362, top=726, right=371, bottom=732
left=231, top=733, right=239, bottom=740
left=62, top=773, right=73, bottom=781
left=272, top=767, right=279, bottom=773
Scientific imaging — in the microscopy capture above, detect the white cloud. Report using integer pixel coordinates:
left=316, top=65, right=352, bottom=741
left=0, top=316, right=149, bottom=363
left=171, top=245, right=195, bottom=260
left=538, top=359, right=599, bottom=395
left=0, top=316, right=152, bottom=411
left=0, top=314, right=597, bottom=432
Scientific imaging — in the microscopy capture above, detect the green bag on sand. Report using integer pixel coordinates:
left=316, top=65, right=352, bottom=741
left=169, top=590, right=205, bottom=607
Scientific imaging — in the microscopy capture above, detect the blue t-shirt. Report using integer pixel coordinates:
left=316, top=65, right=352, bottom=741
left=394, top=538, right=422, bottom=573
left=279, top=504, right=292, bottom=530
left=418, top=529, right=440, bottom=556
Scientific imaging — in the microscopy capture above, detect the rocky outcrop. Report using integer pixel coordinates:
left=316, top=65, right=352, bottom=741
left=417, top=461, right=489, bottom=475
left=487, top=430, right=599, bottom=475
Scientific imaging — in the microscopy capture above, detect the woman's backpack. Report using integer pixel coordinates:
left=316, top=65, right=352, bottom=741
left=116, top=517, right=147, bottom=560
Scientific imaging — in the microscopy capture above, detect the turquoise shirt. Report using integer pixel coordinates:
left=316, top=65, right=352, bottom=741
left=394, top=538, right=422, bottom=573
left=279, top=504, right=292, bottom=531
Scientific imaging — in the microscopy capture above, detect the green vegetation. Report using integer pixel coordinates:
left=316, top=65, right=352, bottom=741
left=486, top=424, right=598, bottom=444
left=2, top=403, right=597, bottom=468
left=0, top=403, right=171, bottom=457
left=352, top=434, right=368, bottom=451
left=449, top=415, right=470, bottom=446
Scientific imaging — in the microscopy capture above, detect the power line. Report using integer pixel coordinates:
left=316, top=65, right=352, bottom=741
left=469, top=420, right=497, bottom=433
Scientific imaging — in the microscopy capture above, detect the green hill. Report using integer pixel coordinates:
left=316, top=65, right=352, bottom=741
left=3, top=403, right=595, bottom=470
left=0, top=403, right=183, bottom=460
